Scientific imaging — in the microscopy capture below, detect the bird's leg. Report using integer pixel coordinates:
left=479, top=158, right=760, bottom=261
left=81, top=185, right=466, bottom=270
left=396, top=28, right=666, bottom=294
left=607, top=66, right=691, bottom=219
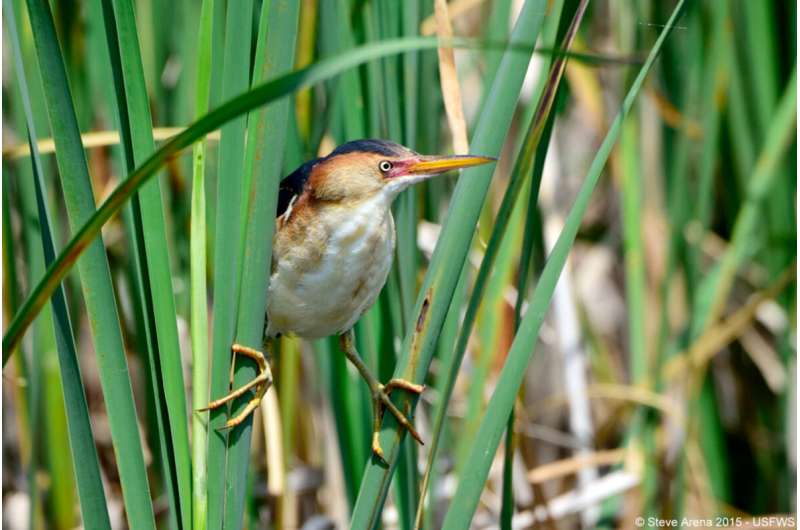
left=339, top=329, right=424, bottom=461
left=199, top=343, right=273, bottom=430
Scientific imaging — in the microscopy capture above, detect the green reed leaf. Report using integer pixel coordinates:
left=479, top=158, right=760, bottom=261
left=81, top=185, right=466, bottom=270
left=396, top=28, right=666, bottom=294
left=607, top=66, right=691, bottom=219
left=19, top=0, right=156, bottom=526
left=440, top=2, right=688, bottom=526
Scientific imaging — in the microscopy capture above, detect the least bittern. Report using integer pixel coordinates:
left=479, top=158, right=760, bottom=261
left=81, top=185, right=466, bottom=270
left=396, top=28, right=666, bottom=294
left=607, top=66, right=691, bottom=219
left=203, top=139, right=495, bottom=459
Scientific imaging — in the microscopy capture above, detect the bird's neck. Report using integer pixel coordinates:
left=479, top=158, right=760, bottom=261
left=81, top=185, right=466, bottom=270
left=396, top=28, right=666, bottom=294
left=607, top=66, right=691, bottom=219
left=314, top=191, right=395, bottom=244
left=313, top=189, right=393, bottom=222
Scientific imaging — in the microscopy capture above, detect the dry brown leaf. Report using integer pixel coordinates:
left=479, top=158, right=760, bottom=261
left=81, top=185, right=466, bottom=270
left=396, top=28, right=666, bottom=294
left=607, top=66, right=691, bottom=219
left=528, top=448, right=626, bottom=484
left=420, top=0, right=486, bottom=36
left=3, top=127, right=221, bottom=160
left=434, top=0, right=470, bottom=154
left=662, top=263, right=796, bottom=381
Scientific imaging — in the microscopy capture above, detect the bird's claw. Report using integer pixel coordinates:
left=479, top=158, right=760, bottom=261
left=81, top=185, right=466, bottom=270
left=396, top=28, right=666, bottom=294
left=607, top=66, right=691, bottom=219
left=200, top=343, right=272, bottom=430
left=370, top=378, right=425, bottom=462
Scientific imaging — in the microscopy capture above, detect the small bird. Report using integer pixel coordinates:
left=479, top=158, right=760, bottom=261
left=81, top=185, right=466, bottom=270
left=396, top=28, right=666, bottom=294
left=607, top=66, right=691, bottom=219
left=204, top=139, right=495, bottom=459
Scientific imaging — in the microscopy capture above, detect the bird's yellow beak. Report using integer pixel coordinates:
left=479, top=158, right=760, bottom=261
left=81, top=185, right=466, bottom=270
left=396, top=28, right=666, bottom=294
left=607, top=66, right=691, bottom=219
left=405, top=154, right=496, bottom=176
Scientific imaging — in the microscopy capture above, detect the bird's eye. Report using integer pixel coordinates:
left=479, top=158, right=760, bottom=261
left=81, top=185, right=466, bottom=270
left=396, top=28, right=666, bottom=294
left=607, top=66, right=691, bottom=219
left=379, top=160, right=393, bottom=172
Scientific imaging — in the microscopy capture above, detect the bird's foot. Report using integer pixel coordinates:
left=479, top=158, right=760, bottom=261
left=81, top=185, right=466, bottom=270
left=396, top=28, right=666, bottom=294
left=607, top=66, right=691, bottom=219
left=198, top=343, right=272, bottom=429
left=339, top=330, right=425, bottom=462
left=369, top=378, right=425, bottom=462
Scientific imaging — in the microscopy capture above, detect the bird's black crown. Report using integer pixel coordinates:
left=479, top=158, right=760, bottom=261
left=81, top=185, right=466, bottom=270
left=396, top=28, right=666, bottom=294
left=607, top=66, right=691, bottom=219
left=328, top=139, right=407, bottom=158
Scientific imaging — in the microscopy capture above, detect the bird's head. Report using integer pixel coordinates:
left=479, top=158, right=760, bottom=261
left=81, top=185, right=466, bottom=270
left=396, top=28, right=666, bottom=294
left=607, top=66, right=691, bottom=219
left=307, top=139, right=496, bottom=204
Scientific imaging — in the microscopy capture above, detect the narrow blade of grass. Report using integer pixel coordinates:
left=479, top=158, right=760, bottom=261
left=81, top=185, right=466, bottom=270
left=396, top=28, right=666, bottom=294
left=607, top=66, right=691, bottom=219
left=191, top=1, right=215, bottom=529
left=689, top=0, right=730, bottom=279
left=99, top=0, right=192, bottom=524
left=315, top=335, right=368, bottom=505
left=440, top=2, right=688, bottom=526
left=350, top=2, right=549, bottom=526
left=698, top=68, right=796, bottom=331
left=223, top=1, right=300, bottom=527
left=19, top=0, right=156, bottom=526
left=205, top=1, right=255, bottom=528
left=25, top=109, right=112, bottom=529
left=621, top=116, right=647, bottom=381
left=739, top=2, right=793, bottom=277
left=415, top=0, right=580, bottom=522
left=372, top=3, right=421, bottom=526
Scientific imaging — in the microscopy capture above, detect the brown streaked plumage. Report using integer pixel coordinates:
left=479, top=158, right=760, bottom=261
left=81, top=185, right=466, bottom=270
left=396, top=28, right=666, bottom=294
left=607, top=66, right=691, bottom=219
left=204, top=139, right=496, bottom=459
